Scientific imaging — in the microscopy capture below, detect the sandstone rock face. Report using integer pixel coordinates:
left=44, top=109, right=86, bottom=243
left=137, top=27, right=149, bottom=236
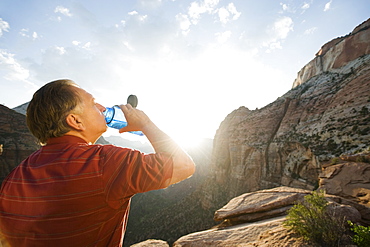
left=200, top=18, right=370, bottom=210
left=213, top=187, right=366, bottom=225
left=130, top=239, right=169, bottom=247
left=319, top=161, right=370, bottom=207
left=293, top=18, right=370, bottom=87
left=213, top=187, right=308, bottom=222
left=174, top=217, right=293, bottom=247
left=0, top=105, right=39, bottom=182
left=174, top=187, right=365, bottom=246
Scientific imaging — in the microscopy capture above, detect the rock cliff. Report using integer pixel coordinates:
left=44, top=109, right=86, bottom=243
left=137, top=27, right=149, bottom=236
left=0, top=105, right=39, bottom=182
left=199, top=18, right=370, bottom=212
left=293, top=18, right=370, bottom=87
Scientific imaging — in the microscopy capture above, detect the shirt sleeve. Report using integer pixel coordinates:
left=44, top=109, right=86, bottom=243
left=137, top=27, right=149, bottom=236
left=100, top=145, right=173, bottom=208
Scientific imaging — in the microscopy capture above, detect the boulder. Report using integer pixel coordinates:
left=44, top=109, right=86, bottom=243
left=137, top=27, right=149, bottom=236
left=174, top=187, right=366, bottom=246
left=319, top=162, right=370, bottom=207
left=173, top=217, right=302, bottom=247
left=173, top=219, right=312, bottom=246
left=214, top=187, right=364, bottom=225
left=214, top=187, right=309, bottom=222
left=130, top=239, right=169, bottom=247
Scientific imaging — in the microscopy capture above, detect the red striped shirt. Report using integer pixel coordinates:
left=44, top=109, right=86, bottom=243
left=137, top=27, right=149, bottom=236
left=0, top=135, right=173, bottom=246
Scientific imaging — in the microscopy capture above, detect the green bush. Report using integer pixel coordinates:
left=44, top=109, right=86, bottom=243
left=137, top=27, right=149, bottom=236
left=330, top=157, right=340, bottom=165
left=283, top=190, right=347, bottom=246
left=348, top=221, right=370, bottom=247
left=356, top=155, right=370, bottom=163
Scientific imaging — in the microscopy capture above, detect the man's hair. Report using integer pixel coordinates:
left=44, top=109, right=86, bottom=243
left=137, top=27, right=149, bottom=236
left=26, top=79, right=82, bottom=144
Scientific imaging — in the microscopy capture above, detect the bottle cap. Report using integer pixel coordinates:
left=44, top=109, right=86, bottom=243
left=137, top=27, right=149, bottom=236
left=127, top=95, right=138, bottom=108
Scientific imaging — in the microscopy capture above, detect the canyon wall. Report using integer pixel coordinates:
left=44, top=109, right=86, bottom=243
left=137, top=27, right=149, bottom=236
left=0, top=105, right=39, bottom=182
left=293, top=18, right=370, bottom=87
left=200, top=18, right=370, bottom=211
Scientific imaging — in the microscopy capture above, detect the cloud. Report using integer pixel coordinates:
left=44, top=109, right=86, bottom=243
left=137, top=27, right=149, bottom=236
left=304, top=27, right=317, bottom=35
left=55, top=6, right=72, bottom=17
left=128, top=11, right=138, bottom=16
left=0, top=50, right=38, bottom=107
left=137, top=0, right=163, bottom=9
left=0, top=18, right=10, bottom=37
left=227, top=3, right=241, bottom=20
left=176, top=13, right=191, bottom=35
left=263, top=16, right=293, bottom=52
left=32, top=32, right=38, bottom=40
left=281, top=3, right=289, bottom=11
left=82, top=42, right=91, bottom=50
left=112, top=10, right=176, bottom=56
left=280, top=3, right=295, bottom=13
left=302, top=3, right=310, bottom=10
left=280, top=1, right=311, bottom=14
left=324, top=0, right=333, bottom=11
left=128, top=11, right=148, bottom=22
left=218, top=7, right=229, bottom=24
left=19, top=29, right=39, bottom=40
left=177, top=1, right=240, bottom=35
left=55, top=46, right=66, bottom=55
left=72, top=41, right=91, bottom=50
left=215, top=30, right=232, bottom=43
left=28, top=11, right=178, bottom=84
left=273, top=16, right=293, bottom=40
left=217, top=3, right=241, bottom=24
left=188, top=0, right=220, bottom=24
left=0, top=50, right=30, bottom=81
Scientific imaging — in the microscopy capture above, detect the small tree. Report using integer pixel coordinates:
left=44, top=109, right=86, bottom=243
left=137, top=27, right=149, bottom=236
left=283, top=190, right=347, bottom=246
left=348, top=221, right=370, bottom=247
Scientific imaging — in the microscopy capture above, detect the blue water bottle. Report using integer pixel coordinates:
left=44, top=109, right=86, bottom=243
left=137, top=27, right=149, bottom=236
left=104, top=95, right=144, bottom=136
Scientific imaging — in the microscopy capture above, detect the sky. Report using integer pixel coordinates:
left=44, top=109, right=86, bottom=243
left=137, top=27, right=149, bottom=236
left=0, top=0, right=369, bottom=146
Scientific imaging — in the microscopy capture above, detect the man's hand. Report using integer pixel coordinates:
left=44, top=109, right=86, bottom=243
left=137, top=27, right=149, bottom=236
left=118, top=104, right=151, bottom=134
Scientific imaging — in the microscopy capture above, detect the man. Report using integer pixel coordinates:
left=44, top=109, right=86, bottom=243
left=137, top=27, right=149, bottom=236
left=0, top=79, right=195, bottom=246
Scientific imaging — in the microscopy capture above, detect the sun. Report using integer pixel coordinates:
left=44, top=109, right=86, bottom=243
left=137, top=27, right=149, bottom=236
left=172, top=133, right=203, bottom=149
left=168, top=129, right=202, bottom=149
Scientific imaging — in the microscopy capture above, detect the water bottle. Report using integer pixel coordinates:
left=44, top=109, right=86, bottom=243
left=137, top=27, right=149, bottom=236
left=103, top=95, right=144, bottom=136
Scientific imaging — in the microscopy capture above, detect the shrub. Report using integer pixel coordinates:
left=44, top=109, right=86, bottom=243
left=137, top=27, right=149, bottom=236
left=356, top=155, right=370, bottom=163
left=348, top=221, right=370, bottom=247
left=283, top=190, right=347, bottom=246
left=330, top=157, right=340, bottom=165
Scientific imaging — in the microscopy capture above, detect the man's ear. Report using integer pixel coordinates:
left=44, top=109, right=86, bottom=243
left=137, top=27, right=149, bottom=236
left=66, top=114, right=85, bottom=131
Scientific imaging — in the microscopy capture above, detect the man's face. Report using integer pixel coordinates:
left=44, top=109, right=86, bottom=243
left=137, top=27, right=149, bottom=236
left=73, top=87, right=107, bottom=142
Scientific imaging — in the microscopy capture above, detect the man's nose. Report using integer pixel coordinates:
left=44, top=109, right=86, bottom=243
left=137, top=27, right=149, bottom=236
left=98, top=104, right=106, bottom=112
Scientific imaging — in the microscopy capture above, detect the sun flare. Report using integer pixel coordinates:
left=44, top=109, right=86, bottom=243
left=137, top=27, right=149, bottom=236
left=172, top=132, right=203, bottom=149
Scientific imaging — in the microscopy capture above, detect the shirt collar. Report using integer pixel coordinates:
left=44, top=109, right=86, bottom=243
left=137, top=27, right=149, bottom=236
left=46, top=135, right=89, bottom=145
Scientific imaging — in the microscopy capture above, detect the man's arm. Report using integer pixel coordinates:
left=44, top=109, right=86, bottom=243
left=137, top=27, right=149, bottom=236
left=118, top=104, right=195, bottom=186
